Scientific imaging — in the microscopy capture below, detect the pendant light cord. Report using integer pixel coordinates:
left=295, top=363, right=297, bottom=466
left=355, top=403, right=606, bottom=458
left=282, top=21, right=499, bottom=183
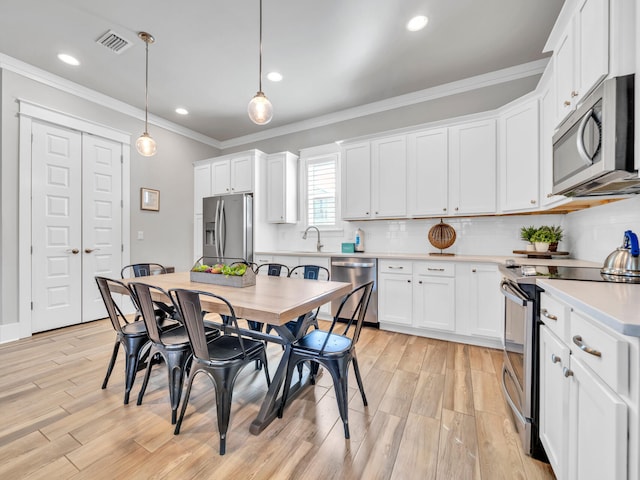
left=258, top=0, right=263, bottom=93
left=144, top=38, right=149, bottom=132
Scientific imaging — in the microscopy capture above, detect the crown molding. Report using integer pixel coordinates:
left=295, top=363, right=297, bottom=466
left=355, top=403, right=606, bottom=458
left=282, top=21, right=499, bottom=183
left=220, top=58, right=549, bottom=149
left=0, top=53, right=222, bottom=149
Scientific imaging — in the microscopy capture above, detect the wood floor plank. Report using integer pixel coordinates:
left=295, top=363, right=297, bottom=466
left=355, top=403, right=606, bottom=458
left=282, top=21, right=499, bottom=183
left=443, top=368, right=474, bottom=415
left=471, top=369, right=508, bottom=416
left=469, top=345, right=499, bottom=373
left=378, top=369, right=419, bottom=418
left=446, top=342, right=470, bottom=371
left=397, top=335, right=430, bottom=375
left=475, top=410, right=527, bottom=479
left=437, top=409, right=481, bottom=480
left=23, top=456, right=80, bottom=480
left=390, top=412, right=440, bottom=480
left=410, top=371, right=445, bottom=420
left=421, top=342, right=448, bottom=374
left=372, top=332, right=409, bottom=372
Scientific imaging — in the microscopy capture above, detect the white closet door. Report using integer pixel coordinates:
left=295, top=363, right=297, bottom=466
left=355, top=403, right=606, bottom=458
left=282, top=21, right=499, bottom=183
left=31, top=122, right=83, bottom=332
left=82, top=134, right=122, bottom=321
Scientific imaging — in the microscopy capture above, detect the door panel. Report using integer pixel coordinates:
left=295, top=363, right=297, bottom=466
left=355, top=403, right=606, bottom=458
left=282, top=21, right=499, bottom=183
left=31, top=121, right=82, bottom=332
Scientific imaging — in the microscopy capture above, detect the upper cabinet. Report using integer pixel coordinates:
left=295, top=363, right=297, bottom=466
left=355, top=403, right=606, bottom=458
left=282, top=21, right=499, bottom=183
left=499, top=97, right=540, bottom=212
left=341, top=136, right=407, bottom=220
left=407, top=128, right=449, bottom=216
left=552, top=0, right=609, bottom=123
left=193, top=163, right=212, bottom=215
left=266, top=152, right=298, bottom=224
left=448, top=119, right=497, bottom=215
left=211, top=153, right=254, bottom=195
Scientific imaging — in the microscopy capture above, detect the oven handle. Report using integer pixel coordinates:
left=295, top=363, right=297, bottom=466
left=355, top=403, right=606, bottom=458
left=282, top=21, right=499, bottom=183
left=500, top=279, right=528, bottom=306
left=502, top=366, right=529, bottom=425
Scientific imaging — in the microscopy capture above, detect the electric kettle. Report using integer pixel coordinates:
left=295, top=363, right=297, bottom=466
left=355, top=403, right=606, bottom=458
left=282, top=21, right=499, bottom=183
left=601, top=230, right=640, bottom=277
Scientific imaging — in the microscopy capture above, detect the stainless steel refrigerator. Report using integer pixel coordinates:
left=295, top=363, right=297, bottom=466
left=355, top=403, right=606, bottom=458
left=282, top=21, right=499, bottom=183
left=202, top=194, right=253, bottom=264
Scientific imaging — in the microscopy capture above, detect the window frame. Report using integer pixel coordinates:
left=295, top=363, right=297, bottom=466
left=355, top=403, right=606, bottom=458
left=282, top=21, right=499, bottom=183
left=300, top=148, right=341, bottom=231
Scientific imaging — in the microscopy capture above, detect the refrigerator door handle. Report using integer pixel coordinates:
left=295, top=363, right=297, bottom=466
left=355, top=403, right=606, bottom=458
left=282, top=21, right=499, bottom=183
left=220, top=200, right=226, bottom=256
left=214, top=200, right=221, bottom=257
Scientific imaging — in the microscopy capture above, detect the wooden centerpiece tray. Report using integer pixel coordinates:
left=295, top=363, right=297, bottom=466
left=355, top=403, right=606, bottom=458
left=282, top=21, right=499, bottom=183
left=512, top=250, right=570, bottom=259
left=190, top=268, right=256, bottom=287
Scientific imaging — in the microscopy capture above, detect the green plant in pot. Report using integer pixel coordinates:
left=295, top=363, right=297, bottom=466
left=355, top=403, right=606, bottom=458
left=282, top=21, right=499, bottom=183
left=520, top=225, right=538, bottom=251
left=543, top=225, right=563, bottom=252
left=531, top=228, right=557, bottom=253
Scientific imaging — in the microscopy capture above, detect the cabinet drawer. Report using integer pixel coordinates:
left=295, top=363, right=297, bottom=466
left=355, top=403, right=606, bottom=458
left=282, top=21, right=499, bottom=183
left=540, top=292, right=569, bottom=342
left=569, top=310, right=629, bottom=393
left=414, top=262, right=454, bottom=277
left=379, top=259, right=413, bottom=275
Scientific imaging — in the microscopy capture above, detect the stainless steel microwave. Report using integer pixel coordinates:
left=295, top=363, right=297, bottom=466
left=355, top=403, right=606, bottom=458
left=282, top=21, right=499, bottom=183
left=552, top=74, right=637, bottom=197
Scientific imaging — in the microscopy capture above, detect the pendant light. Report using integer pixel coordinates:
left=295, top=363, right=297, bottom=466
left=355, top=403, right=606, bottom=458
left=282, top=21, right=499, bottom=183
left=247, top=0, right=273, bottom=125
left=136, top=31, right=157, bottom=156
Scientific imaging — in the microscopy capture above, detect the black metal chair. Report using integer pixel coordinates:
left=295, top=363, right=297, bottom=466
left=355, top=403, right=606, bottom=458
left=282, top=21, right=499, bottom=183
left=130, top=282, right=220, bottom=424
left=121, top=263, right=176, bottom=320
left=95, top=276, right=150, bottom=405
left=278, top=281, right=374, bottom=439
left=172, top=288, right=271, bottom=455
left=286, top=265, right=330, bottom=337
left=246, top=263, right=291, bottom=333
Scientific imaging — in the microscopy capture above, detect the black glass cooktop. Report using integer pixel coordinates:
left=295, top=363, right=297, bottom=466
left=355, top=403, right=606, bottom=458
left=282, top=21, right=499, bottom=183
left=514, top=265, right=640, bottom=284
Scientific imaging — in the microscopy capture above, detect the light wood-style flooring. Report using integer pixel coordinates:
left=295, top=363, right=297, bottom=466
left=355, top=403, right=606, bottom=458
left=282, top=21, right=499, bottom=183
left=0, top=319, right=555, bottom=479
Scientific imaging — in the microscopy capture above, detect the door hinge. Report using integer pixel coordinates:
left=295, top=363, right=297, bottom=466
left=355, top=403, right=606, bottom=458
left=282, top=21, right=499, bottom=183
left=31, top=301, right=33, bottom=310
left=121, top=244, right=124, bottom=252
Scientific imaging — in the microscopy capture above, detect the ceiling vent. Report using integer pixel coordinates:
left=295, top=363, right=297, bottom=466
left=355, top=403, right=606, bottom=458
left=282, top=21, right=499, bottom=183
left=96, top=30, right=133, bottom=54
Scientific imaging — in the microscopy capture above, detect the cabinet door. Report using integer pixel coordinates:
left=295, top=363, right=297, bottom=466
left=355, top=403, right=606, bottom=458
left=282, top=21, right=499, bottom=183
left=576, top=0, right=609, bottom=99
left=539, top=70, right=566, bottom=207
left=568, top=356, right=628, bottom=480
left=539, top=326, right=570, bottom=480
left=266, top=155, right=285, bottom=223
left=500, top=99, right=539, bottom=212
left=378, top=273, right=413, bottom=326
left=193, top=214, right=203, bottom=262
left=371, top=135, right=406, bottom=218
left=407, top=128, right=448, bottom=216
left=194, top=163, right=212, bottom=215
left=211, top=160, right=231, bottom=195
left=413, top=275, right=455, bottom=331
left=449, top=120, right=497, bottom=215
left=555, top=23, right=576, bottom=121
left=467, top=265, right=502, bottom=339
left=341, top=142, right=371, bottom=219
left=230, top=154, right=253, bottom=193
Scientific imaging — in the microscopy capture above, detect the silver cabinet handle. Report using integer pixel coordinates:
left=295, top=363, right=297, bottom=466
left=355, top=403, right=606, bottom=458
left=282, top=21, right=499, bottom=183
left=563, top=367, right=573, bottom=378
left=541, top=309, right=557, bottom=321
left=551, top=354, right=561, bottom=364
left=66, top=248, right=80, bottom=254
left=572, top=335, right=602, bottom=357
left=84, top=248, right=100, bottom=253
left=387, top=266, right=404, bottom=270
left=427, top=267, right=445, bottom=272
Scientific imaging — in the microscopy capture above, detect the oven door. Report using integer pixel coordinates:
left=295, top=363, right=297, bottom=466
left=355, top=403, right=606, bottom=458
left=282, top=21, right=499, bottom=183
left=500, top=278, right=535, bottom=452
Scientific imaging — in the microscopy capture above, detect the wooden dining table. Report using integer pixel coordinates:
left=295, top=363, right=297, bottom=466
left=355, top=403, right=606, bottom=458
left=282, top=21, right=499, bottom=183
left=121, top=271, right=352, bottom=434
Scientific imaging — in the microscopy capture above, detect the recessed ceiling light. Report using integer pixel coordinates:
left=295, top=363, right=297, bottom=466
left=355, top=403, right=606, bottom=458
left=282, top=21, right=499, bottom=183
left=57, top=53, right=80, bottom=66
left=267, top=71, right=283, bottom=82
left=406, top=15, right=429, bottom=32
left=175, top=107, right=189, bottom=115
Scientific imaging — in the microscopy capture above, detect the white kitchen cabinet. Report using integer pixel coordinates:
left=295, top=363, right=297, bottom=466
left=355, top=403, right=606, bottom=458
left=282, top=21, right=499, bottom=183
left=193, top=163, right=212, bottom=215
left=407, top=128, right=449, bottom=216
left=371, top=135, right=407, bottom=218
left=554, top=0, right=609, bottom=123
left=458, top=264, right=502, bottom=339
left=499, top=97, right=540, bottom=212
left=193, top=214, right=203, bottom=262
left=341, top=142, right=371, bottom=219
left=266, top=152, right=298, bottom=223
left=448, top=119, right=497, bottom=215
left=378, top=260, right=413, bottom=326
left=413, top=264, right=455, bottom=332
left=211, top=153, right=254, bottom=195
left=538, top=293, right=632, bottom=480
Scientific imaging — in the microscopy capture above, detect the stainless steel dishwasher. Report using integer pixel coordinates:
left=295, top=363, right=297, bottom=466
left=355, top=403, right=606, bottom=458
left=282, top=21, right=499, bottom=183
left=330, top=257, right=378, bottom=327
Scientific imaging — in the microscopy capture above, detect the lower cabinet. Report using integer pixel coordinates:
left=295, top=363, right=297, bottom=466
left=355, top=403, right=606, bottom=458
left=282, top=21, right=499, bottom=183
left=412, top=263, right=455, bottom=332
left=539, top=294, right=632, bottom=480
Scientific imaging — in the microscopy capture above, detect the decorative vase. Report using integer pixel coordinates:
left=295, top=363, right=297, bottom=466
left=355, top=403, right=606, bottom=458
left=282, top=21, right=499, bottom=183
left=526, top=243, right=536, bottom=252
left=534, top=242, right=550, bottom=253
left=549, top=242, right=558, bottom=252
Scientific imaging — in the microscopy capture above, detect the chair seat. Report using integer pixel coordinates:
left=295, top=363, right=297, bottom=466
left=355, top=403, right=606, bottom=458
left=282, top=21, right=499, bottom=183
left=121, top=321, right=148, bottom=336
left=205, top=335, right=265, bottom=362
left=161, top=325, right=219, bottom=348
left=295, top=330, right=351, bottom=355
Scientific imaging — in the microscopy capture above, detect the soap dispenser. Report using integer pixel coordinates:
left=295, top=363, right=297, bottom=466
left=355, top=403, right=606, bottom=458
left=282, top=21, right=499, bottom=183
left=355, top=228, right=365, bottom=252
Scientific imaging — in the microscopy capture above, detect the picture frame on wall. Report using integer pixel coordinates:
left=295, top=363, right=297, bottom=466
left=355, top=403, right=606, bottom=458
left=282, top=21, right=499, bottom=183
left=140, top=187, right=160, bottom=211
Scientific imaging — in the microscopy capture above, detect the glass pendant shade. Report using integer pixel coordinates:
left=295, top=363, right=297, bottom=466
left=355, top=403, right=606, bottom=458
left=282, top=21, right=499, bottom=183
left=248, top=91, right=273, bottom=125
left=136, top=132, right=157, bottom=156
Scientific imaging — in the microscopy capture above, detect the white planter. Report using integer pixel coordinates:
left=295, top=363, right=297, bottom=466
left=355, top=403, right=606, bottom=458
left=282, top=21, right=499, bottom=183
left=526, top=243, right=536, bottom=252
left=534, top=242, right=550, bottom=253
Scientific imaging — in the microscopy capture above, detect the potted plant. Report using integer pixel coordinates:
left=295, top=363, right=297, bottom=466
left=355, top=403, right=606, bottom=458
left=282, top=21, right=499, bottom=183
left=530, top=228, right=556, bottom=252
left=543, top=225, right=563, bottom=251
left=520, top=225, right=538, bottom=251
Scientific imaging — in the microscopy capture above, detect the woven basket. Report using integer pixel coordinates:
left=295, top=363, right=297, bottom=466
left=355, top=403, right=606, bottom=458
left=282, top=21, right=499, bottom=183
left=428, top=220, right=456, bottom=254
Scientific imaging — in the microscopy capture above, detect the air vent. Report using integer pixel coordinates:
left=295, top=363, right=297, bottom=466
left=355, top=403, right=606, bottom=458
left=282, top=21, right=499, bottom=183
left=96, top=30, right=132, bottom=54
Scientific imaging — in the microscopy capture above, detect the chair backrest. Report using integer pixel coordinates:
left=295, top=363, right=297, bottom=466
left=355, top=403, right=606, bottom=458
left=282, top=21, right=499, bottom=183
left=172, top=289, right=248, bottom=360
left=255, top=263, right=290, bottom=277
left=121, top=263, right=167, bottom=279
left=325, top=281, right=374, bottom=351
left=289, top=265, right=330, bottom=281
left=95, top=276, right=137, bottom=334
left=130, top=282, right=175, bottom=345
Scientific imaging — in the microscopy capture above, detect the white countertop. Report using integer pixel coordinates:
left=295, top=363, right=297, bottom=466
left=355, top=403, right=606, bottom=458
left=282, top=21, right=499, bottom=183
left=537, top=279, right=640, bottom=337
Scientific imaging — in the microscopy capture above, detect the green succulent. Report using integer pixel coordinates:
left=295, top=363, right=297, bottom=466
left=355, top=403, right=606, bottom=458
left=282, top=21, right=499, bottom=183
left=543, top=225, right=563, bottom=242
left=531, top=228, right=555, bottom=243
left=520, top=225, right=538, bottom=242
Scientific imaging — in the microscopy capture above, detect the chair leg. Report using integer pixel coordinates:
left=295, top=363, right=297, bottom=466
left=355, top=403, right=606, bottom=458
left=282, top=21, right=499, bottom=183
left=122, top=337, right=149, bottom=405
left=329, top=361, right=351, bottom=439
left=352, top=356, right=368, bottom=406
left=166, top=349, right=190, bottom=425
left=136, top=348, right=157, bottom=406
left=102, top=341, right=120, bottom=389
left=174, top=363, right=198, bottom=435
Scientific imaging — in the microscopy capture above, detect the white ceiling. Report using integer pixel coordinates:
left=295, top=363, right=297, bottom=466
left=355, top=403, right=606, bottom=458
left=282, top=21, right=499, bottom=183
left=0, top=0, right=564, bottom=142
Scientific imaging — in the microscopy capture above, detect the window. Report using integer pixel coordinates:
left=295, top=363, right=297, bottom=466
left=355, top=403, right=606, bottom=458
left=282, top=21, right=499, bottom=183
left=305, top=153, right=338, bottom=228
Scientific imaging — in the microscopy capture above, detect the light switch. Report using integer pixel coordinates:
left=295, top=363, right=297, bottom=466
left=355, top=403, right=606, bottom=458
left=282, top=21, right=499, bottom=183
left=137, top=231, right=144, bottom=240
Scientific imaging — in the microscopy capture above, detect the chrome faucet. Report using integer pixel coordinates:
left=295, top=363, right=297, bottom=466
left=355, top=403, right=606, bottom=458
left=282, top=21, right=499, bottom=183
left=302, top=225, right=323, bottom=252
